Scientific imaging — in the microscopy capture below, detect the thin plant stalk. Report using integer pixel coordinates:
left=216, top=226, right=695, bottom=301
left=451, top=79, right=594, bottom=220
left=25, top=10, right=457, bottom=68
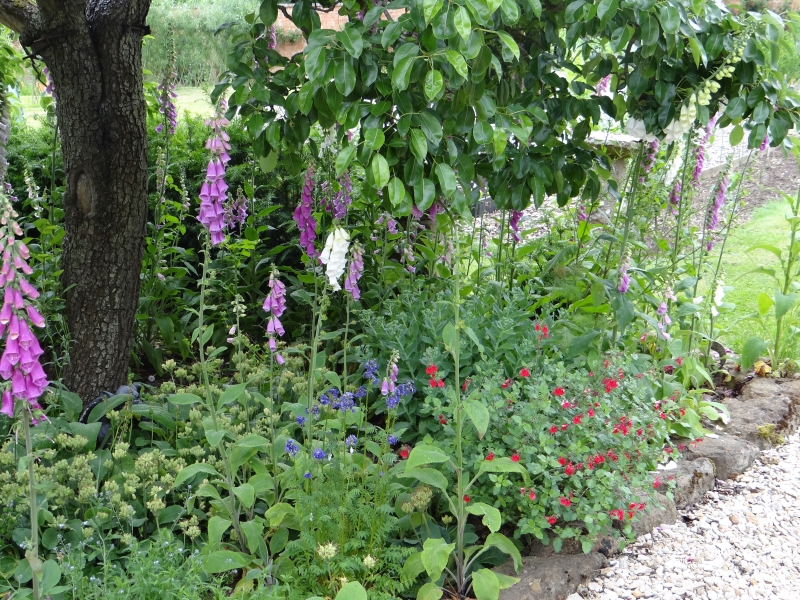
left=21, top=405, right=40, bottom=600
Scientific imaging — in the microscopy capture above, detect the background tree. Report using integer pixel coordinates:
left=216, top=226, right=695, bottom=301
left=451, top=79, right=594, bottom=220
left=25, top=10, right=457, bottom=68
left=0, top=0, right=152, bottom=402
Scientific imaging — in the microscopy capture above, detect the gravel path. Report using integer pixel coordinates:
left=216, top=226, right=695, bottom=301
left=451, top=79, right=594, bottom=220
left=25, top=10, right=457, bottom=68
left=578, top=433, right=800, bottom=600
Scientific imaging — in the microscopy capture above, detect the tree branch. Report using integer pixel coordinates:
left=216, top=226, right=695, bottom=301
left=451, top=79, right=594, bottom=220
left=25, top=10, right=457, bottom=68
left=0, top=0, right=39, bottom=35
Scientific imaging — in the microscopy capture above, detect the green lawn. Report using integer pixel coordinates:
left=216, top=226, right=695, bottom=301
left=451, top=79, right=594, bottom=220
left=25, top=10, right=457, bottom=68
left=19, top=85, right=213, bottom=124
left=715, top=198, right=793, bottom=354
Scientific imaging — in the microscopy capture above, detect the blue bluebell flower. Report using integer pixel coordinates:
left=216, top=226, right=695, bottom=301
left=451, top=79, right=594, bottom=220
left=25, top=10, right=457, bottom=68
left=313, top=448, right=325, bottom=460
left=296, top=415, right=306, bottom=426
left=345, top=435, right=357, bottom=448
left=363, top=360, right=380, bottom=384
left=397, top=380, right=416, bottom=396
left=338, top=392, right=356, bottom=412
left=319, top=394, right=331, bottom=406
left=387, top=434, right=398, bottom=445
left=285, top=439, right=300, bottom=458
left=327, top=387, right=340, bottom=399
left=386, top=392, right=401, bottom=410
left=303, top=471, right=312, bottom=479
left=355, top=386, right=367, bottom=398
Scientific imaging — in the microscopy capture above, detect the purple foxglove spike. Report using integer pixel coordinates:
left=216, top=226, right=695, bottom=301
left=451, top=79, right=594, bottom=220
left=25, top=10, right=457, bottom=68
left=8, top=314, right=19, bottom=339
left=390, top=363, right=398, bottom=383
left=3, top=286, right=11, bottom=305
left=219, top=150, right=231, bottom=164
left=11, top=368, right=26, bottom=399
left=0, top=302, right=10, bottom=326
left=380, top=378, right=389, bottom=395
left=0, top=353, right=12, bottom=379
left=17, top=243, right=29, bottom=260
left=30, top=361, right=48, bottom=388
left=19, top=278, right=39, bottom=299
left=12, top=288, right=23, bottom=310
left=19, top=347, right=34, bottom=374
left=17, top=320, right=32, bottom=350
left=206, top=160, right=218, bottom=180
left=29, top=334, right=42, bottom=358
left=0, top=389, right=12, bottom=418
left=26, top=304, right=45, bottom=328
left=5, top=268, right=14, bottom=283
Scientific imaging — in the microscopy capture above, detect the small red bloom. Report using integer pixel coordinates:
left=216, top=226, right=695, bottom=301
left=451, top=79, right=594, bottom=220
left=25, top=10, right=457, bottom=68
left=485, top=452, right=495, bottom=461
left=558, top=456, right=567, bottom=466
left=680, top=407, right=686, bottom=417
left=542, top=325, right=549, bottom=338
left=573, top=414, right=583, bottom=425
left=560, top=497, right=571, bottom=507
left=676, top=357, right=683, bottom=366
left=588, top=371, right=594, bottom=377
left=399, top=446, right=410, bottom=459
left=653, top=478, right=662, bottom=489
left=547, top=516, right=557, bottom=525
left=565, top=463, right=575, bottom=476
left=426, top=365, right=438, bottom=376
left=520, top=487, right=526, bottom=496
left=463, top=495, right=470, bottom=503
left=438, top=414, right=447, bottom=425
left=553, top=387, right=565, bottom=397
left=659, top=412, right=667, bottom=419
left=664, top=365, right=674, bottom=374
left=437, top=379, right=445, bottom=388
left=587, top=408, right=595, bottom=417
left=529, top=490, right=536, bottom=500
left=520, top=367, right=531, bottom=378
left=511, top=453, right=520, bottom=462
left=429, top=379, right=438, bottom=388
left=561, top=401, right=570, bottom=409
left=501, top=378, right=513, bottom=389
left=561, top=423, right=568, bottom=431
left=535, top=323, right=541, bottom=331
left=462, top=378, right=471, bottom=391
left=549, top=426, right=558, bottom=434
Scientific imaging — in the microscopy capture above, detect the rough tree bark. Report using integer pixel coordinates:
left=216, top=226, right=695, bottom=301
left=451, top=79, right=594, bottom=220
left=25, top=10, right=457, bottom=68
left=0, top=0, right=152, bottom=403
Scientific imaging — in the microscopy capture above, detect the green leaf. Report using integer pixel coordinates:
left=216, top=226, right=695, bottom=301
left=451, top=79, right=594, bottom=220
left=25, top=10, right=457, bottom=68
left=364, top=127, right=385, bottom=150
left=463, top=398, right=490, bottom=439
left=335, top=59, right=356, bottom=96
left=455, top=6, right=472, bottom=41
left=305, top=45, right=327, bottom=82
left=442, top=321, right=457, bottom=354
left=335, top=145, right=357, bottom=177
left=336, top=582, right=368, bottom=600
left=747, top=243, right=783, bottom=259
left=174, top=463, right=221, bottom=488
left=240, top=519, right=265, bottom=554
left=415, top=178, right=436, bottom=210
left=406, top=444, right=450, bottom=469
left=423, top=0, right=444, bottom=24
left=259, top=150, right=278, bottom=173
left=410, top=129, right=428, bottom=164
left=775, top=290, right=799, bottom=320
left=479, top=457, right=528, bottom=480
left=421, top=537, right=455, bottom=579
left=659, top=6, right=680, bottom=34
left=265, top=502, right=295, bottom=527
left=526, top=0, right=542, bottom=17
left=208, top=516, right=232, bottom=548
left=641, top=13, right=660, bottom=47
left=484, top=532, right=523, bottom=571
left=725, top=96, right=747, bottom=121
left=473, top=121, right=493, bottom=144
left=435, top=163, right=457, bottom=197
left=496, top=31, right=520, bottom=60
left=418, top=111, right=443, bottom=147
left=388, top=177, right=406, bottom=206
left=392, top=56, right=416, bottom=91
left=403, top=552, right=426, bottom=581
left=466, top=502, right=501, bottom=532
left=236, top=433, right=270, bottom=449
left=218, top=383, right=246, bottom=409
left=729, top=125, right=744, bottom=146
left=445, top=50, right=469, bottom=79
left=203, top=551, right=251, bottom=574
left=397, top=467, right=449, bottom=491
left=495, top=572, right=520, bottom=589
left=336, top=26, right=364, bottom=58
left=493, top=128, right=507, bottom=157
left=417, top=583, right=444, bottom=600
left=757, top=292, right=774, bottom=316
left=741, top=336, right=769, bottom=370
left=259, top=0, right=278, bottom=26
left=596, top=0, right=617, bottom=21
left=234, top=483, right=256, bottom=508
left=471, top=569, right=500, bottom=600
left=371, top=154, right=390, bottom=189
left=424, top=69, right=444, bottom=101
left=39, top=560, right=61, bottom=595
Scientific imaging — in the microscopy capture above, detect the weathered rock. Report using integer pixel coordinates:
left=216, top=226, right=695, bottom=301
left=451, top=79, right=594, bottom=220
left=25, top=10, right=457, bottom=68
left=721, top=378, right=800, bottom=448
left=629, top=492, right=677, bottom=537
left=679, top=433, right=759, bottom=480
left=527, top=525, right=620, bottom=558
left=496, top=552, right=607, bottom=600
left=670, top=458, right=715, bottom=509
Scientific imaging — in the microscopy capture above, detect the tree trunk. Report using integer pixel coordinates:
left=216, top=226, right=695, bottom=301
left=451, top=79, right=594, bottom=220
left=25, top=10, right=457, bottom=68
left=2, top=2, right=152, bottom=403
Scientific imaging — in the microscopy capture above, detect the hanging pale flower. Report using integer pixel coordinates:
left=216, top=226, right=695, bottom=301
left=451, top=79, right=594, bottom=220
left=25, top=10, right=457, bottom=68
left=319, top=227, right=350, bottom=290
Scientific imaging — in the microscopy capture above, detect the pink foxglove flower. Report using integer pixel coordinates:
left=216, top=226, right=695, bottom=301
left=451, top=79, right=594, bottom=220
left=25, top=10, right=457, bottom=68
left=618, top=255, right=631, bottom=294
left=0, top=184, right=48, bottom=416
left=262, top=269, right=286, bottom=352
left=509, top=211, right=523, bottom=242
left=294, top=166, right=317, bottom=258
left=198, top=103, right=231, bottom=246
left=344, top=242, right=364, bottom=301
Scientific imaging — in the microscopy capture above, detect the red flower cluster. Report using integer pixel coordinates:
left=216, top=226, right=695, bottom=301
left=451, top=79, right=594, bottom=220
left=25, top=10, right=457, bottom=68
left=549, top=425, right=558, bottom=434
left=438, top=414, right=447, bottom=425
left=463, top=495, right=470, bottom=503
left=485, top=452, right=495, bottom=461
left=511, top=453, right=520, bottom=462
left=501, top=378, right=513, bottom=389
left=426, top=364, right=445, bottom=388
left=612, top=416, right=633, bottom=435
left=559, top=497, right=571, bottom=507
left=602, top=377, right=618, bottom=393
left=399, top=445, right=410, bottom=459
left=462, top=378, right=471, bottom=391
left=519, top=487, right=536, bottom=500
left=553, top=387, right=565, bottom=397
left=547, top=516, right=557, bottom=525
left=572, top=414, right=583, bottom=425
left=587, top=408, right=595, bottom=417
left=564, top=463, right=575, bottom=476
left=520, top=367, right=530, bottom=378
left=611, top=502, right=646, bottom=521
left=534, top=322, right=550, bottom=341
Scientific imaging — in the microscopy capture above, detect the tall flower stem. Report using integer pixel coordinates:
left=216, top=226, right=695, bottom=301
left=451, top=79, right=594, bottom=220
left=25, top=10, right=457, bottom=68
left=21, top=405, right=40, bottom=600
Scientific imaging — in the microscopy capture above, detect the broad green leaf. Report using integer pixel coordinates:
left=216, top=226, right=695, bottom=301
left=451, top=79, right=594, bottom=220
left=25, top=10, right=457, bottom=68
left=234, top=483, right=255, bottom=508
left=757, top=292, right=774, bottom=316
left=421, top=537, right=455, bottom=579
left=688, top=37, right=707, bottom=67
left=335, top=145, right=357, bottom=177
left=445, top=50, right=469, bottom=78
left=203, top=551, right=251, bottom=574
left=419, top=112, right=443, bottom=146
left=236, top=433, right=270, bottom=449
left=597, top=0, right=617, bottom=21
left=388, top=177, right=406, bottom=206
left=167, top=393, right=203, bottom=405
left=442, top=321, right=457, bottom=354
left=417, top=582, right=444, bottom=600
left=479, top=457, right=528, bottom=480
left=371, top=153, right=390, bottom=189
left=208, top=516, right=232, bottom=548
left=741, top=336, right=769, bottom=370
left=259, top=0, right=278, bottom=26
left=659, top=6, right=680, bottom=34
left=403, top=552, right=426, bottom=581
left=424, top=69, right=444, bottom=101
left=473, top=121, right=493, bottom=144
left=334, top=59, right=356, bottom=96
left=729, top=125, right=744, bottom=146
left=305, top=45, right=327, bottom=82
left=336, top=26, right=364, bottom=58
left=397, top=467, right=449, bottom=491
left=240, top=519, right=265, bottom=554
left=775, top=290, right=799, bottom=320
left=265, top=502, right=295, bottom=527
left=747, top=243, right=783, bottom=259
left=410, top=129, right=428, bottom=164
left=423, top=0, right=444, bottom=24
left=641, top=13, right=660, bottom=47
left=484, top=532, right=523, bottom=571
left=725, top=96, right=747, bottom=121
left=466, top=502, right=501, bottom=532
left=435, top=163, right=457, bottom=197
left=527, top=0, right=542, bottom=17
left=495, top=572, right=520, bottom=589
left=463, top=398, right=490, bottom=439
left=472, top=568, right=500, bottom=600
left=364, top=127, right=385, bottom=150
left=336, top=582, right=368, bottom=600
left=218, top=383, right=246, bottom=409
left=174, top=463, right=221, bottom=488
left=392, top=56, right=416, bottom=91
left=415, top=178, right=436, bottom=210
left=406, top=444, right=451, bottom=469
left=493, top=128, right=507, bottom=157
left=455, top=6, right=472, bottom=40
left=496, top=31, right=520, bottom=60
